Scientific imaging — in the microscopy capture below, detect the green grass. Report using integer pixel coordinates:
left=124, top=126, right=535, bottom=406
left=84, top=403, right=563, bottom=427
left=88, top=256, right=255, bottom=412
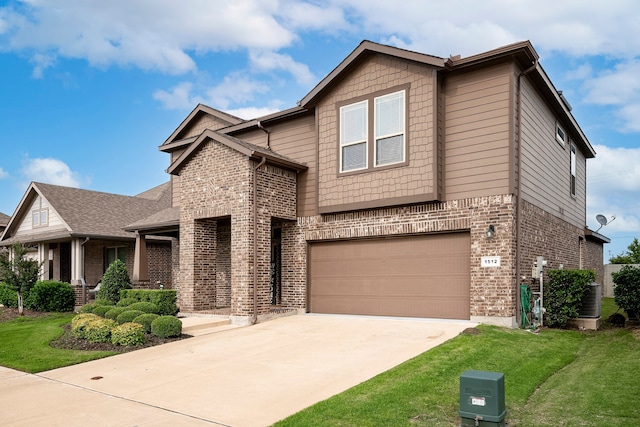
left=276, top=298, right=639, bottom=426
left=0, top=312, right=116, bottom=373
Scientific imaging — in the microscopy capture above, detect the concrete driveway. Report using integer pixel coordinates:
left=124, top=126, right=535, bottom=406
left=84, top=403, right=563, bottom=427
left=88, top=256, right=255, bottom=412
left=0, top=314, right=474, bottom=426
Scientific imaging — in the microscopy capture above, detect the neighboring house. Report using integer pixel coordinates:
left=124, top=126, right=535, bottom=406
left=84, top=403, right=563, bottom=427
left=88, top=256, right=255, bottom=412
left=126, top=40, right=606, bottom=326
left=0, top=212, right=9, bottom=236
left=0, top=182, right=173, bottom=305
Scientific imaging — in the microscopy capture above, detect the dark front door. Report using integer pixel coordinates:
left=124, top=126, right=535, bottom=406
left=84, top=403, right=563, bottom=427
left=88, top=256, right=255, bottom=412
left=60, top=242, right=71, bottom=283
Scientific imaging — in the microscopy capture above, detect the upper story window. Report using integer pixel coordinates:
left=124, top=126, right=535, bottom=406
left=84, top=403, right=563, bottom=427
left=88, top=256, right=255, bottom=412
left=570, top=143, right=577, bottom=196
left=339, top=88, right=407, bottom=173
left=32, top=208, right=48, bottom=228
left=556, top=123, right=566, bottom=147
left=340, top=100, right=368, bottom=172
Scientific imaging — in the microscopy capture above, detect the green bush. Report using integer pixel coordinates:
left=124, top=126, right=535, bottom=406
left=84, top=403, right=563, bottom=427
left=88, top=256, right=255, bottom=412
left=84, top=318, right=117, bottom=343
left=127, top=301, right=159, bottom=314
left=111, top=322, right=145, bottom=346
left=544, top=269, right=596, bottom=328
left=0, top=282, right=18, bottom=308
left=24, top=280, right=75, bottom=312
left=104, top=307, right=128, bottom=321
left=121, top=289, right=178, bottom=315
left=71, top=313, right=101, bottom=339
left=79, top=302, right=101, bottom=313
left=116, top=297, right=138, bottom=308
left=91, top=305, right=115, bottom=317
left=97, top=259, right=131, bottom=304
left=613, top=265, right=640, bottom=318
left=116, top=309, right=145, bottom=325
left=132, top=313, right=159, bottom=333
left=151, top=315, right=182, bottom=338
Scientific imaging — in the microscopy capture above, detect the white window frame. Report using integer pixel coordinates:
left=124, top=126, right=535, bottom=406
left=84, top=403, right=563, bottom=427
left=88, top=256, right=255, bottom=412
left=339, top=100, right=368, bottom=172
left=374, top=90, right=406, bottom=167
left=556, top=123, right=566, bottom=146
left=31, top=208, right=49, bottom=228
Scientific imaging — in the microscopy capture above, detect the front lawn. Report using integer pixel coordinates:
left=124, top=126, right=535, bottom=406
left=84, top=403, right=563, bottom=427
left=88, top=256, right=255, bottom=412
left=0, top=311, right=116, bottom=373
left=276, top=298, right=640, bottom=426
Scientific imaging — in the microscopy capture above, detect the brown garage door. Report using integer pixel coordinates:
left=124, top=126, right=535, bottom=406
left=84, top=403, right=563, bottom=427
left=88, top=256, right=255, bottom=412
left=309, top=233, right=470, bottom=319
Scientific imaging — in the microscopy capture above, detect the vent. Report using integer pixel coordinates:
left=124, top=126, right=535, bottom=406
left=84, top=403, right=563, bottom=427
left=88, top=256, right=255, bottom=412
left=579, top=283, right=602, bottom=318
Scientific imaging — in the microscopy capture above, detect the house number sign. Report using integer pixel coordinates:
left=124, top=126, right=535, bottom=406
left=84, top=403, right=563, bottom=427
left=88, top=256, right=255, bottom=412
left=481, top=256, right=501, bottom=267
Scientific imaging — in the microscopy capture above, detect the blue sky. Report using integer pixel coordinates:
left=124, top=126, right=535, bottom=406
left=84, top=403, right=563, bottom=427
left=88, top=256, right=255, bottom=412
left=0, top=0, right=639, bottom=261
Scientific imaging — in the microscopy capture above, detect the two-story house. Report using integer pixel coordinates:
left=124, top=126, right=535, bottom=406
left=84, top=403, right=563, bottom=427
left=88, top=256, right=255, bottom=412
left=126, top=40, right=605, bottom=327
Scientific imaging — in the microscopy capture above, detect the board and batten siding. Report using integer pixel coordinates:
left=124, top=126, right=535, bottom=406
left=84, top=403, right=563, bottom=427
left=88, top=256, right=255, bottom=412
left=232, top=113, right=318, bottom=217
left=519, top=76, right=586, bottom=228
left=14, top=195, right=67, bottom=237
left=443, top=62, right=513, bottom=201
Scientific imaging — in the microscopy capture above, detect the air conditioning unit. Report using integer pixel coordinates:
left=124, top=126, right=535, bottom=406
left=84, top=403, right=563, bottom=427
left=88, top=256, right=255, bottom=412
left=579, top=283, right=602, bottom=318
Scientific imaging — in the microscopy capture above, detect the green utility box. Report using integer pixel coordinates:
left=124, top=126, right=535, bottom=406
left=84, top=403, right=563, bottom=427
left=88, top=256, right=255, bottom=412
left=459, top=370, right=506, bottom=427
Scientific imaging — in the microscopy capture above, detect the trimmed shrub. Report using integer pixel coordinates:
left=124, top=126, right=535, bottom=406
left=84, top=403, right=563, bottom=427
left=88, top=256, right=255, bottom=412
left=613, top=265, right=640, bottom=318
left=84, top=318, right=117, bottom=343
left=104, top=307, right=128, bottom=321
left=121, top=289, right=178, bottom=315
left=127, top=301, right=159, bottom=314
left=111, top=322, right=145, bottom=346
left=151, top=315, right=182, bottom=338
left=544, top=269, right=596, bottom=328
left=0, top=282, right=18, bottom=308
left=92, top=305, right=115, bottom=317
left=97, top=259, right=132, bottom=304
left=79, top=303, right=100, bottom=313
left=95, top=298, right=112, bottom=306
left=71, top=313, right=101, bottom=339
left=116, top=309, right=145, bottom=325
left=133, top=313, right=159, bottom=333
left=24, top=280, right=75, bottom=312
left=116, top=297, right=138, bottom=308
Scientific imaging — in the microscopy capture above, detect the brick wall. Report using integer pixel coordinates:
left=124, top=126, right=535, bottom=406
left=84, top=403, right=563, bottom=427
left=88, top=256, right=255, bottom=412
left=584, top=239, right=604, bottom=284
left=519, top=200, right=584, bottom=291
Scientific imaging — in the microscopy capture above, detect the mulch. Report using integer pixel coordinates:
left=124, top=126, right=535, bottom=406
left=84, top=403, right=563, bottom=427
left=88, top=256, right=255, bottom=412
left=0, top=306, right=190, bottom=353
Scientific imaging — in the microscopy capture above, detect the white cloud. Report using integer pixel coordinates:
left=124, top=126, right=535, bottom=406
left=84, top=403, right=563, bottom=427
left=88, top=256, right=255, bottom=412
left=0, top=167, right=8, bottom=179
left=21, top=157, right=83, bottom=187
left=226, top=106, right=281, bottom=120
left=587, top=144, right=640, bottom=233
left=249, top=50, right=316, bottom=85
left=1, top=0, right=295, bottom=75
left=153, top=82, right=203, bottom=110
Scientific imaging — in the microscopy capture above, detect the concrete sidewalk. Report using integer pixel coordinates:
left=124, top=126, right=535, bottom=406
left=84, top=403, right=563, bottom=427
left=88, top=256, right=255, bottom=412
left=0, top=314, right=474, bottom=426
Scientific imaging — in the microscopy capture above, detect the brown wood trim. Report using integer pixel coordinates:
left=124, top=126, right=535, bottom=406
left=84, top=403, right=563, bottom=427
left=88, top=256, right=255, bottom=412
left=318, top=192, right=439, bottom=214
left=335, top=84, right=411, bottom=177
left=433, top=68, right=442, bottom=201
left=509, top=63, right=516, bottom=194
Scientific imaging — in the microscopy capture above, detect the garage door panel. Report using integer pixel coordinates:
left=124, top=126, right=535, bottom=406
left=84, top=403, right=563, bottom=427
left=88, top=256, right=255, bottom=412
left=309, top=233, right=470, bottom=319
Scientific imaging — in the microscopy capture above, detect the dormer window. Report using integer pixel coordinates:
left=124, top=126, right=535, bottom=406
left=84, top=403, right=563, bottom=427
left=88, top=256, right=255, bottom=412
left=339, top=87, right=407, bottom=173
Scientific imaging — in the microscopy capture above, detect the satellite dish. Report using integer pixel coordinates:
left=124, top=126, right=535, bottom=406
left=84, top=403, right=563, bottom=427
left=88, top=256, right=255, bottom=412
left=596, top=214, right=608, bottom=226
left=595, top=214, right=615, bottom=232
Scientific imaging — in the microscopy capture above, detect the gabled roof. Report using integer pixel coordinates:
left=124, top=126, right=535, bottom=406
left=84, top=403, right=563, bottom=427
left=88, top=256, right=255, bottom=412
left=166, top=129, right=308, bottom=175
left=160, top=104, right=245, bottom=152
left=1, top=182, right=171, bottom=244
left=124, top=206, right=180, bottom=233
left=300, top=40, right=447, bottom=108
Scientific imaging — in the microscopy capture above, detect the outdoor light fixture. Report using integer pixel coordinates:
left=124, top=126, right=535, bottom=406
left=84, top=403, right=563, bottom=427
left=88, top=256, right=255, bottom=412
left=486, top=225, right=495, bottom=238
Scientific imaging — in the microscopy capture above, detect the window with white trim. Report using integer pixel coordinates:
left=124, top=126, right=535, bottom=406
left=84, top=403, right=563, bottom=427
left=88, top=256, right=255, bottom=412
left=339, top=89, right=406, bottom=173
left=32, top=208, right=48, bottom=228
left=340, top=100, right=368, bottom=172
left=375, top=91, right=405, bottom=166
left=570, top=143, right=576, bottom=196
left=556, top=123, right=566, bottom=146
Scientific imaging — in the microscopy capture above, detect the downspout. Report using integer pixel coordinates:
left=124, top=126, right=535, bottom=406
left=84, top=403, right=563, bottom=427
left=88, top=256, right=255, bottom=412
left=252, top=156, right=267, bottom=325
left=515, top=59, right=538, bottom=325
left=80, top=237, right=90, bottom=305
